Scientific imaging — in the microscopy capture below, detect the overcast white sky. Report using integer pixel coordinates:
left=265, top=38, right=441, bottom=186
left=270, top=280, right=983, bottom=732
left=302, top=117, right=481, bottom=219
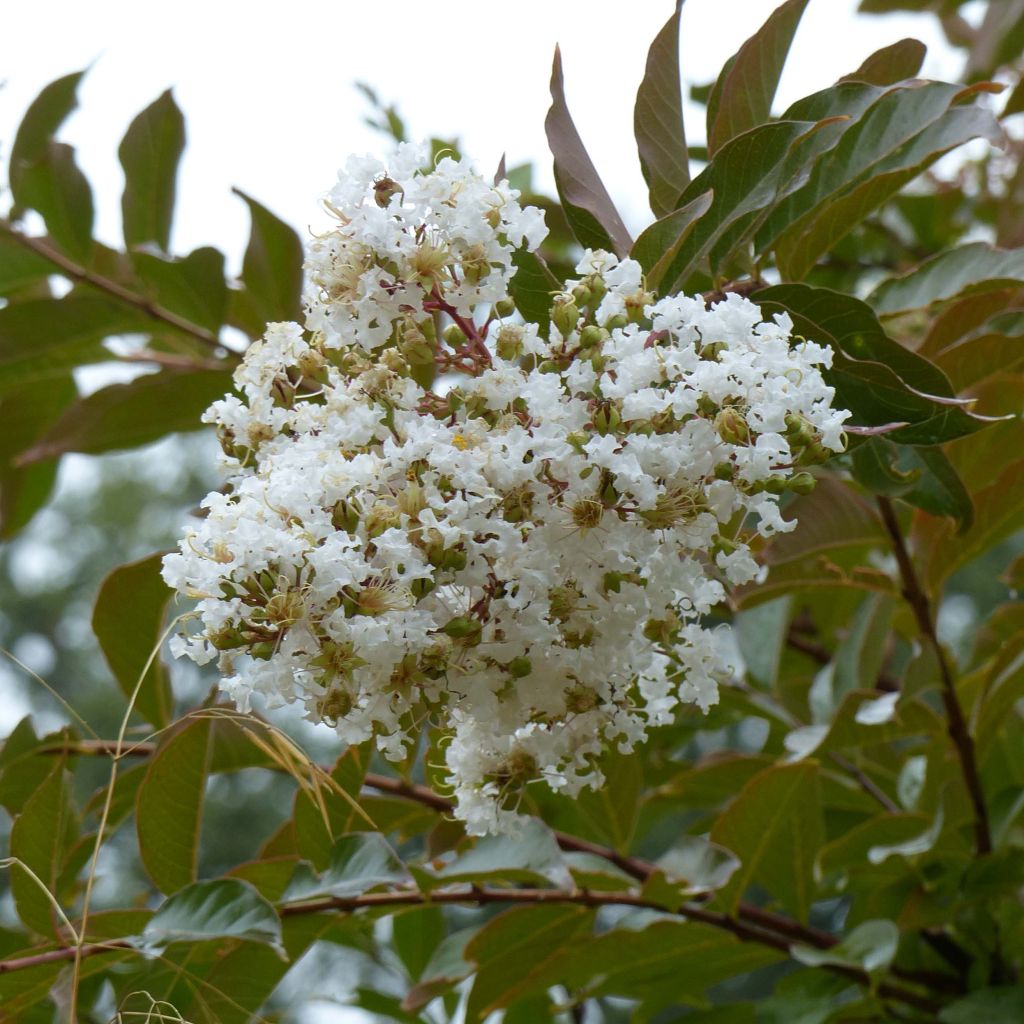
left=2, top=0, right=963, bottom=272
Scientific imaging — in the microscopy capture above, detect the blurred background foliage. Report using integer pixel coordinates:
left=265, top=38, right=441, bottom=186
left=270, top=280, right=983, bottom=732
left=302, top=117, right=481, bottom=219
left=2, top=0, right=1024, bottom=1021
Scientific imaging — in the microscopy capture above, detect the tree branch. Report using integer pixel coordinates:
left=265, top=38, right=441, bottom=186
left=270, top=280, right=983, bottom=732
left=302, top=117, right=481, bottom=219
left=876, top=497, right=992, bottom=856
left=0, top=888, right=942, bottom=1014
left=0, top=220, right=233, bottom=359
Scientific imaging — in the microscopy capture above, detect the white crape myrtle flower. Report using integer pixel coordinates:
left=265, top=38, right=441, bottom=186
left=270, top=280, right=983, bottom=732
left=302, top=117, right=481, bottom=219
left=164, top=145, right=850, bottom=835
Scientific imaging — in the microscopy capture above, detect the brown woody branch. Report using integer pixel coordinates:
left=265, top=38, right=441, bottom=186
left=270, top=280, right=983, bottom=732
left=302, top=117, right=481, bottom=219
left=0, top=887, right=941, bottom=1014
left=0, top=220, right=233, bottom=359
left=876, top=497, right=992, bottom=856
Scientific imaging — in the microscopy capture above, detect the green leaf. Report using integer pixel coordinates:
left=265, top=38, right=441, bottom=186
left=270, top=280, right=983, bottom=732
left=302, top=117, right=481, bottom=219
left=787, top=690, right=943, bottom=760
left=769, top=87, right=1003, bottom=278
left=552, top=920, right=782, bottom=1010
left=433, top=819, right=568, bottom=888
left=756, top=284, right=988, bottom=444
left=17, top=142, right=94, bottom=262
left=647, top=834, right=741, bottom=901
left=232, top=189, right=305, bottom=332
left=817, top=811, right=932, bottom=880
left=545, top=46, right=632, bottom=257
left=134, top=246, right=228, bottom=334
left=921, top=458, right=1024, bottom=589
left=136, top=718, right=212, bottom=893
left=706, top=0, right=809, bottom=156
left=92, top=552, right=174, bottom=729
left=841, top=38, right=927, bottom=86
left=9, top=760, right=77, bottom=937
left=758, top=81, right=998, bottom=254
left=509, top=248, right=558, bottom=332
left=939, top=987, right=1024, bottom=1023
left=118, top=90, right=186, bottom=252
left=793, top=919, right=899, bottom=974
left=0, top=296, right=150, bottom=395
left=851, top=438, right=974, bottom=531
left=711, top=761, right=823, bottom=920
left=140, top=878, right=282, bottom=953
left=284, top=832, right=409, bottom=900
left=403, top=927, right=476, bottom=1011
left=655, top=119, right=813, bottom=289
left=181, top=915, right=330, bottom=1024
left=0, top=233, right=54, bottom=296
left=393, top=906, right=446, bottom=981
left=831, top=593, right=896, bottom=699
left=634, top=2, right=690, bottom=217
left=0, top=372, right=76, bottom=538
left=20, top=367, right=233, bottom=462
left=464, top=904, right=595, bottom=1021
left=869, top=242, right=1024, bottom=315
left=630, top=190, right=714, bottom=292
left=569, top=749, right=642, bottom=852
left=734, top=596, right=791, bottom=688
left=9, top=71, right=85, bottom=203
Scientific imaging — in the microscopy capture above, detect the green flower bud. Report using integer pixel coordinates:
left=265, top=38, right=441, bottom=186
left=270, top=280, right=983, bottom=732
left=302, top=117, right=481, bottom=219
left=714, top=461, right=736, bottom=481
left=507, top=656, right=532, bottom=678
left=442, top=616, right=482, bottom=641
left=763, top=475, right=787, bottom=495
left=603, top=313, right=628, bottom=331
left=443, top=324, right=466, bottom=347
left=552, top=294, right=580, bottom=336
left=788, top=471, right=817, bottom=495
left=494, top=297, right=517, bottom=318
left=579, top=324, right=608, bottom=351
left=715, top=407, right=750, bottom=445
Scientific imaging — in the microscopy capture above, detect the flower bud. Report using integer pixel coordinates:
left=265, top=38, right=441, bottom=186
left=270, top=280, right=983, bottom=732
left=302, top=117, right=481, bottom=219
left=715, top=407, right=750, bottom=445
left=714, top=461, right=736, bottom=481
left=443, top=324, right=466, bottom=347
left=788, top=471, right=817, bottom=495
left=494, top=297, right=517, bottom=318
left=551, top=294, right=580, bottom=336
left=507, top=656, right=532, bottom=678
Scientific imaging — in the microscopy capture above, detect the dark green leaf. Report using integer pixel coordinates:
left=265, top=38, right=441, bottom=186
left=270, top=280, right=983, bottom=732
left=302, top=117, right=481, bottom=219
left=433, top=819, right=568, bottom=888
left=118, top=90, right=186, bottom=252
left=711, top=761, right=823, bottom=920
left=734, top=596, right=791, bottom=688
left=0, top=372, right=76, bottom=538
left=940, top=988, right=1024, bottom=1024
left=92, top=551, right=174, bottom=729
left=545, top=46, right=632, bottom=256
left=134, top=246, right=228, bottom=334
left=851, top=438, right=974, bottom=530
left=569, top=749, right=642, bottom=852
left=20, top=367, right=233, bottom=462
left=0, top=233, right=54, bottom=296
left=757, top=284, right=989, bottom=444
left=9, top=760, right=77, bottom=937
left=923, top=459, right=1024, bottom=588
left=140, top=878, right=282, bottom=953
left=464, top=904, right=594, bottom=1021
left=840, top=38, right=927, bottom=86
left=393, top=906, right=446, bottom=981
left=869, top=242, right=1024, bottom=315
left=16, top=143, right=94, bottom=262
left=630, top=189, right=713, bottom=292
left=706, top=0, right=809, bottom=156
left=634, top=2, right=690, bottom=217
left=232, top=189, right=305, bottom=332
left=793, top=919, right=898, bottom=973
left=509, top=248, right=559, bottom=332
left=0, top=296, right=150, bottom=395
left=136, top=719, right=211, bottom=893
left=284, top=832, right=409, bottom=900
left=656, top=120, right=812, bottom=289
left=403, top=927, right=476, bottom=1011
left=9, top=71, right=84, bottom=203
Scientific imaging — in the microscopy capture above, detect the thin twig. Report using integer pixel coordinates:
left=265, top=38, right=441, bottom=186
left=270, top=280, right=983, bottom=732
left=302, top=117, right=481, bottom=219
left=876, top=497, right=992, bottom=856
left=0, top=220, right=232, bottom=359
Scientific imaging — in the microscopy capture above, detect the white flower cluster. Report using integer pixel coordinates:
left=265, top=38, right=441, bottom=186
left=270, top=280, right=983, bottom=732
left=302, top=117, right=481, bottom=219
left=163, top=143, right=849, bottom=835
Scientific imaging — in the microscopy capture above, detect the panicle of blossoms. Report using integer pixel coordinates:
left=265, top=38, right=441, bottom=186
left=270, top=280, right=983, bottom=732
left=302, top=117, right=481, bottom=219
left=163, top=145, right=850, bottom=835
